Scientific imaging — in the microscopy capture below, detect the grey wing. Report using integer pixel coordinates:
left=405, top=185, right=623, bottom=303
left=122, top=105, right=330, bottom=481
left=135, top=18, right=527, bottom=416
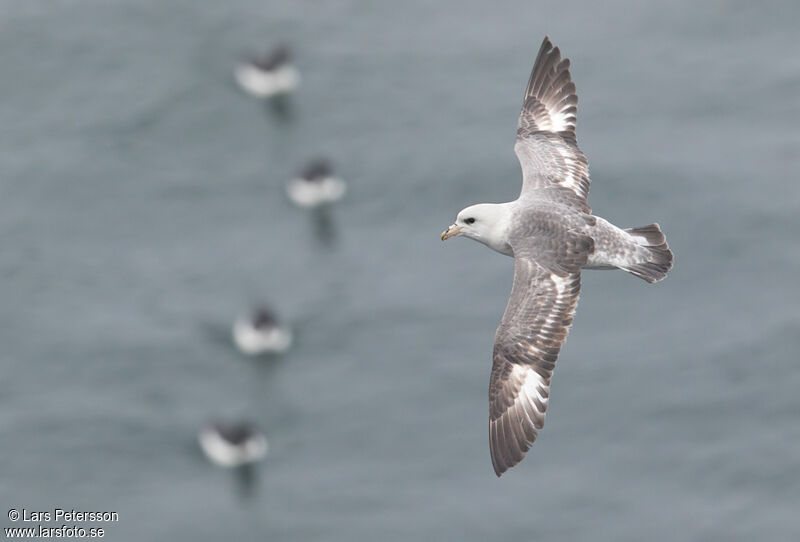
left=488, top=257, right=582, bottom=476
left=514, top=36, right=591, bottom=213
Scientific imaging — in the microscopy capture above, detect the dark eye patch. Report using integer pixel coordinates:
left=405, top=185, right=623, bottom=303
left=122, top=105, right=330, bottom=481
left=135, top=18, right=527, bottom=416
left=465, top=217, right=476, bottom=225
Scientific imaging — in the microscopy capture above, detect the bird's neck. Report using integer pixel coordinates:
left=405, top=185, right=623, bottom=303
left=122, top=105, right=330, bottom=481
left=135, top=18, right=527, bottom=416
left=478, top=202, right=516, bottom=256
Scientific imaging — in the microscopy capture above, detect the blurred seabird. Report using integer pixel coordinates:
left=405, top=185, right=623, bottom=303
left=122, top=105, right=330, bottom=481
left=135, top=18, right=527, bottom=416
left=232, top=307, right=293, bottom=356
left=286, top=159, right=346, bottom=209
left=198, top=420, right=268, bottom=468
left=234, top=45, right=300, bottom=98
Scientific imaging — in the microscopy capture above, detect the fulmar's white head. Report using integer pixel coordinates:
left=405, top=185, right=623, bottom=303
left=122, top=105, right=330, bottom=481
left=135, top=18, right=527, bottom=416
left=441, top=202, right=514, bottom=256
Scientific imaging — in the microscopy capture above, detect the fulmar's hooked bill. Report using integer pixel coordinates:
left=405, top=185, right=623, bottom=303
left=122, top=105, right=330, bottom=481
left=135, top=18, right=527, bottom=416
left=441, top=37, right=673, bottom=476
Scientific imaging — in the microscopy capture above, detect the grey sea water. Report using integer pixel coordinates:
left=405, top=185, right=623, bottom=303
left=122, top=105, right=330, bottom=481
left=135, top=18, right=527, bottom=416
left=1, top=0, right=799, bottom=540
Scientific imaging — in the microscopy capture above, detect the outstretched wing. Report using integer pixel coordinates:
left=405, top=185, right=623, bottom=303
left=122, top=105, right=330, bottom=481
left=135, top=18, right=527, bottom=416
left=488, top=257, right=582, bottom=476
left=514, top=36, right=591, bottom=213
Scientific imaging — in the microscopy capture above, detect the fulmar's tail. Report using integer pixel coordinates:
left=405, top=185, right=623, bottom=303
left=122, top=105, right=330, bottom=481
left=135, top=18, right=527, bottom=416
left=621, top=223, right=673, bottom=283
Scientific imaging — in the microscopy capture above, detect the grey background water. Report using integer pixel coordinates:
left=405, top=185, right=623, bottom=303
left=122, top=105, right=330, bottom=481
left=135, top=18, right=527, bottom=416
left=1, top=0, right=799, bottom=540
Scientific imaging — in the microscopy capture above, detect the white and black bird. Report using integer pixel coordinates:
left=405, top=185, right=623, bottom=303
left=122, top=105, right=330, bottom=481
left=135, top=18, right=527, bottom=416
left=234, top=45, right=300, bottom=98
left=198, top=421, right=268, bottom=468
left=286, top=159, right=346, bottom=209
left=232, top=307, right=292, bottom=356
left=441, top=37, right=673, bottom=476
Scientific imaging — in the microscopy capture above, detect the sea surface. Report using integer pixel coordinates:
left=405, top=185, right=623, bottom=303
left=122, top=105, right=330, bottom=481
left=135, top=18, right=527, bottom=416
left=1, top=1, right=799, bottom=540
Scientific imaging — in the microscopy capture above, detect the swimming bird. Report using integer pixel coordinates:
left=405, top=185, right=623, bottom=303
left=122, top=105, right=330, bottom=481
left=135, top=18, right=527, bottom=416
left=198, top=420, right=268, bottom=468
left=234, top=45, right=300, bottom=98
left=232, top=307, right=293, bottom=356
left=286, top=159, right=346, bottom=209
left=441, top=37, right=673, bottom=476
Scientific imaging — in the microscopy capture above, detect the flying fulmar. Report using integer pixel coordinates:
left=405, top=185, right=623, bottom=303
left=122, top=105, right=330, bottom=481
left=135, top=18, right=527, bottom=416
left=441, top=36, right=673, bottom=476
